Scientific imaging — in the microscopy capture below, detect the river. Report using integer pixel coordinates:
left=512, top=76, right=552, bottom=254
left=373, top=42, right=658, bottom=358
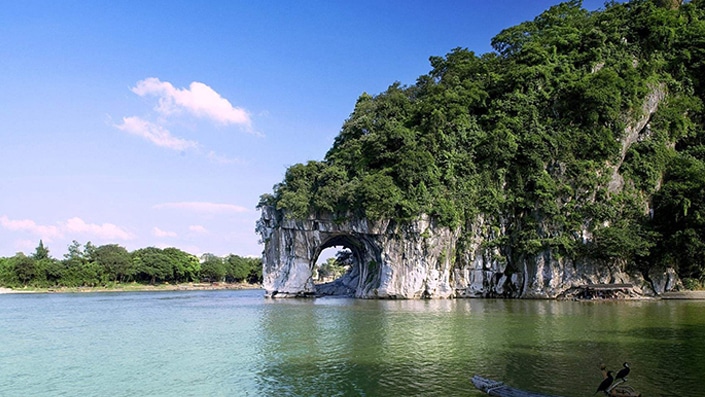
left=1, top=289, right=703, bottom=396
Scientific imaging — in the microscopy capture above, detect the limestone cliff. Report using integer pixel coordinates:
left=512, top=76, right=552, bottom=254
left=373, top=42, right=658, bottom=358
left=257, top=208, right=458, bottom=298
left=256, top=85, right=679, bottom=299
left=257, top=205, right=676, bottom=299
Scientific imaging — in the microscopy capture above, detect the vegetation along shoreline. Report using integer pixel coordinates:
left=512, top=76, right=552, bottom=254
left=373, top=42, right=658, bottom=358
left=0, top=240, right=263, bottom=293
left=0, top=282, right=261, bottom=295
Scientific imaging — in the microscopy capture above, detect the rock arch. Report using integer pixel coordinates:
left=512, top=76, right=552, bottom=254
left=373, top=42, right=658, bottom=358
left=256, top=206, right=387, bottom=298
left=256, top=206, right=475, bottom=299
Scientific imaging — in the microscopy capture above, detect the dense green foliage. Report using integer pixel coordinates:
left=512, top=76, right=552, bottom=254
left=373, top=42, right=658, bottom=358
left=0, top=240, right=262, bottom=289
left=261, top=0, right=705, bottom=284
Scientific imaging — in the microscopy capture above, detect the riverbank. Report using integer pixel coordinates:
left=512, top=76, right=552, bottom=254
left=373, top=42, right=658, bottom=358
left=660, top=290, right=705, bottom=300
left=0, top=282, right=261, bottom=294
left=3, top=285, right=704, bottom=299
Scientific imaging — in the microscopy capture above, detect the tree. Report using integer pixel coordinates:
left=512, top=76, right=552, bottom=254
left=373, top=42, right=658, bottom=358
left=224, top=254, right=250, bottom=282
left=61, top=241, right=107, bottom=287
left=131, top=247, right=173, bottom=284
left=64, top=240, right=85, bottom=262
left=163, top=247, right=200, bottom=282
left=652, top=155, right=705, bottom=280
left=92, top=244, right=132, bottom=282
left=200, top=253, right=226, bottom=282
left=656, top=0, right=682, bottom=9
left=246, top=257, right=263, bottom=284
left=32, top=240, right=50, bottom=261
left=10, top=253, right=36, bottom=286
left=335, top=249, right=355, bottom=267
left=0, top=257, right=18, bottom=287
left=36, top=257, right=64, bottom=287
left=316, top=257, right=348, bottom=282
left=223, top=255, right=262, bottom=283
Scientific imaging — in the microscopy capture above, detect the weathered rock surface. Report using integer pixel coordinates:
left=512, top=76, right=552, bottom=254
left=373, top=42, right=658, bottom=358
left=257, top=206, right=674, bottom=299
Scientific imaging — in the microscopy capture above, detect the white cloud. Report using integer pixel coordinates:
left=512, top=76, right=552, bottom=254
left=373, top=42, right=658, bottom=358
left=153, top=227, right=177, bottom=238
left=189, top=225, right=208, bottom=234
left=132, top=77, right=252, bottom=127
left=63, top=217, right=134, bottom=240
left=115, top=77, right=259, bottom=157
left=0, top=215, right=62, bottom=240
left=153, top=202, right=248, bottom=214
left=0, top=215, right=133, bottom=242
left=115, top=116, right=198, bottom=151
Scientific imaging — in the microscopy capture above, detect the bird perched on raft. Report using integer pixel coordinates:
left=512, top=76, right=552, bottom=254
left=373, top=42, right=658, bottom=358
left=595, top=371, right=614, bottom=395
left=615, top=362, right=630, bottom=382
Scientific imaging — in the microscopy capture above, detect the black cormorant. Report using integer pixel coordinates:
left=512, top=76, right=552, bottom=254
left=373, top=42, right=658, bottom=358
left=595, top=370, right=614, bottom=395
left=615, top=362, right=630, bottom=381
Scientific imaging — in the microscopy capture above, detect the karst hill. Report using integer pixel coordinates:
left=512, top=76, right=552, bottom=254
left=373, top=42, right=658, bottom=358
left=257, top=0, right=705, bottom=298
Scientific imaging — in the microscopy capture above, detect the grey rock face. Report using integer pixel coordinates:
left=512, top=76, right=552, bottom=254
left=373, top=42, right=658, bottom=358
left=648, top=266, right=680, bottom=295
left=256, top=207, right=672, bottom=299
left=257, top=207, right=444, bottom=298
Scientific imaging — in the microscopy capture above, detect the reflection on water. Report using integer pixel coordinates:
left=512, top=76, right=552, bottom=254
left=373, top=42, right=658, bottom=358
left=0, top=291, right=703, bottom=397
left=256, top=298, right=705, bottom=397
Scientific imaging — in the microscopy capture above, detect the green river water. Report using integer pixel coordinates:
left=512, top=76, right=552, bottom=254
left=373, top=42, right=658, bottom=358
left=1, top=289, right=703, bottom=396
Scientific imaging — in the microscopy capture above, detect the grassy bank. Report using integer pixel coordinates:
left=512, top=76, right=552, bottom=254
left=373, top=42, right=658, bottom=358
left=0, top=282, right=261, bottom=294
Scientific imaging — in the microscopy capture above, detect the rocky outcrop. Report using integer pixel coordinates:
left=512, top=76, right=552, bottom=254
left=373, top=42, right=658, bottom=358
left=608, top=83, right=666, bottom=193
left=256, top=87, right=677, bottom=299
left=257, top=206, right=672, bottom=299
left=257, top=207, right=457, bottom=298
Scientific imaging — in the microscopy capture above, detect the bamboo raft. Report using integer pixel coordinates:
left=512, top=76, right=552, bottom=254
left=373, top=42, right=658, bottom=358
left=471, top=375, right=641, bottom=397
left=471, top=375, right=564, bottom=397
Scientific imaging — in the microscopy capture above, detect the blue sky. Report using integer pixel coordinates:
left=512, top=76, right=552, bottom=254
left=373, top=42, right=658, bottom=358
left=1, top=0, right=610, bottom=259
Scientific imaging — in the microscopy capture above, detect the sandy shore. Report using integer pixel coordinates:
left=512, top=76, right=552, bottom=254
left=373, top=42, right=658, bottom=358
left=0, top=282, right=261, bottom=294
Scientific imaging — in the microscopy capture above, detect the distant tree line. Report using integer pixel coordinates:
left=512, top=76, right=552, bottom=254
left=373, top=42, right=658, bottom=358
left=0, top=240, right=262, bottom=289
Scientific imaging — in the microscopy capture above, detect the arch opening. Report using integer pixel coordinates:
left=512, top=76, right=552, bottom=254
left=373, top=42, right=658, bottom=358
left=314, top=246, right=352, bottom=284
left=311, top=234, right=366, bottom=297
